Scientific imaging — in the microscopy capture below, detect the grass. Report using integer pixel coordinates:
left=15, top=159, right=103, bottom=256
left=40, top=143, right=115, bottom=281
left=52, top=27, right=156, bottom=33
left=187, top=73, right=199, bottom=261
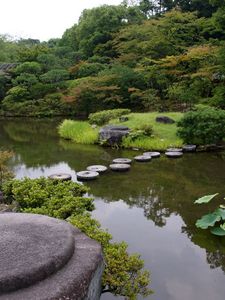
left=58, top=112, right=184, bottom=151
left=109, top=112, right=183, bottom=150
left=58, top=120, right=98, bottom=144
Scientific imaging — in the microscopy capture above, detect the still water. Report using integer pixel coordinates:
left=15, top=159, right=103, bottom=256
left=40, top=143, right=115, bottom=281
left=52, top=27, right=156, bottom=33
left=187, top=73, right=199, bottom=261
left=0, top=118, right=225, bottom=300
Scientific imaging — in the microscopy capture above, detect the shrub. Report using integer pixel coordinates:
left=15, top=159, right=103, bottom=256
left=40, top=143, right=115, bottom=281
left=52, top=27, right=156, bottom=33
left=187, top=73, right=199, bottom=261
left=177, top=107, right=225, bottom=145
left=58, top=120, right=98, bottom=144
left=128, top=124, right=153, bottom=141
left=0, top=151, right=14, bottom=189
left=89, top=108, right=131, bottom=125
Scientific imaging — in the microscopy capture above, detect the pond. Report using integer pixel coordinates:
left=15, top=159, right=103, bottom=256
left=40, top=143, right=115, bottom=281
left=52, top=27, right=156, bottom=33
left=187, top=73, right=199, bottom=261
left=0, top=118, right=225, bottom=300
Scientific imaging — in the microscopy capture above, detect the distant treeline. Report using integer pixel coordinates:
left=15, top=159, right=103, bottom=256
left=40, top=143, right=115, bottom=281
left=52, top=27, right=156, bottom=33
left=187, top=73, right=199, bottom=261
left=0, top=0, right=225, bottom=116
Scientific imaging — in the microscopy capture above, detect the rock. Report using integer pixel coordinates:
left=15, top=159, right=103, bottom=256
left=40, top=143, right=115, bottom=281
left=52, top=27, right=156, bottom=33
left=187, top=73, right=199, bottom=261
left=112, top=158, right=132, bottom=164
left=134, top=155, right=152, bottom=162
left=165, top=151, right=183, bottom=158
left=119, top=116, right=129, bottom=122
left=87, top=165, right=108, bottom=173
left=99, top=125, right=130, bottom=146
left=91, top=124, right=97, bottom=129
left=183, top=145, right=197, bottom=152
left=110, top=163, right=131, bottom=172
left=0, top=213, right=104, bottom=299
left=156, top=116, right=175, bottom=124
left=143, top=152, right=161, bottom=158
left=48, top=173, right=72, bottom=181
left=77, top=170, right=99, bottom=181
left=166, top=148, right=183, bottom=152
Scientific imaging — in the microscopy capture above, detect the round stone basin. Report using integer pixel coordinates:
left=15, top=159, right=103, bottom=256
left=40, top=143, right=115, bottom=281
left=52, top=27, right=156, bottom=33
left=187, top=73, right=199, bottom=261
left=0, top=213, right=103, bottom=299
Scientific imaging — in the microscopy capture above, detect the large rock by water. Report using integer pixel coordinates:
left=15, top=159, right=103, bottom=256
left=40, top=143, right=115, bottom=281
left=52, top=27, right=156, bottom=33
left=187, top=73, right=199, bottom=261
left=0, top=213, right=104, bottom=300
left=99, top=125, right=130, bottom=146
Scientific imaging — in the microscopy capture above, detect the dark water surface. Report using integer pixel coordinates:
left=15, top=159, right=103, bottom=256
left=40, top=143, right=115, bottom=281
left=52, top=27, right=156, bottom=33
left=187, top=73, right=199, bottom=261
left=1, top=118, right=225, bottom=300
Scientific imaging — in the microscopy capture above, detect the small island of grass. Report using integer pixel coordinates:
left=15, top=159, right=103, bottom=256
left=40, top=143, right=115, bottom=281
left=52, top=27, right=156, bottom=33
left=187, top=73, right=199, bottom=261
left=59, top=111, right=183, bottom=151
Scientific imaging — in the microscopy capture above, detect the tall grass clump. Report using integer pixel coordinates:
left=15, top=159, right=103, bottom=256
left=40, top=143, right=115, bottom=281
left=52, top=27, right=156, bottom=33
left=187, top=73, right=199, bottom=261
left=58, top=120, right=98, bottom=144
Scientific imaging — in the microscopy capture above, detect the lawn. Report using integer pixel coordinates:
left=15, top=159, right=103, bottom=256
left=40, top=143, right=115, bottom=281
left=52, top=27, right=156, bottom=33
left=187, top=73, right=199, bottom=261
left=109, top=112, right=183, bottom=150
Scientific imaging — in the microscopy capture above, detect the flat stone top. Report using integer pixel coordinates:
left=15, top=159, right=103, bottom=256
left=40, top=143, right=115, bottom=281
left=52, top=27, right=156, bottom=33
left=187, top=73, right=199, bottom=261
left=0, top=213, right=75, bottom=293
left=100, top=125, right=129, bottom=131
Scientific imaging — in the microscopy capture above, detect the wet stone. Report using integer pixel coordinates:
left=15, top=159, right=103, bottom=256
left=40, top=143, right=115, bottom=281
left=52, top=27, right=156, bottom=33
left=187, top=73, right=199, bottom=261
left=183, top=145, right=197, bottom=152
left=165, top=151, right=183, bottom=158
left=112, top=158, right=132, bottom=164
left=48, top=173, right=72, bottom=181
left=143, top=152, right=161, bottom=158
left=166, top=148, right=183, bottom=152
left=110, top=163, right=131, bottom=172
left=87, top=165, right=108, bottom=173
left=0, top=213, right=104, bottom=300
left=134, top=155, right=152, bottom=162
left=77, top=170, right=99, bottom=181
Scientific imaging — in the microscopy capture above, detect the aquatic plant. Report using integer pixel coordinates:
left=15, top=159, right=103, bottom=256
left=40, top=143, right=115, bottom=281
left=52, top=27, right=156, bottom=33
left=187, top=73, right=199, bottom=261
left=195, top=194, right=225, bottom=236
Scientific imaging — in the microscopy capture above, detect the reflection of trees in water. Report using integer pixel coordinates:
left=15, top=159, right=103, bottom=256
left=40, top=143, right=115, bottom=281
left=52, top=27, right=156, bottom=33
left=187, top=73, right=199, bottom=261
left=182, top=225, right=225, bottom=274
left=207, top=251, right=225, bottom=272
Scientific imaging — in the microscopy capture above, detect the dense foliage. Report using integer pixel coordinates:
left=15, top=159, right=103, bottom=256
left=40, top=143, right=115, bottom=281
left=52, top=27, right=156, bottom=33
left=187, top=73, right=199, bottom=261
left=177, top=107, right=225, bottom=145
left=1, top=1, right=225, bottom=116
left=2, top=177, right=152, bottom=298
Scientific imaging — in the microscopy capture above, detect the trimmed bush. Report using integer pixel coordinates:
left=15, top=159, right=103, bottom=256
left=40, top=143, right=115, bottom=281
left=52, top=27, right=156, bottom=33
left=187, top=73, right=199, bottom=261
left=177, top=107, right=225, bottom=145
left=88, top=108, right=131, bottom=126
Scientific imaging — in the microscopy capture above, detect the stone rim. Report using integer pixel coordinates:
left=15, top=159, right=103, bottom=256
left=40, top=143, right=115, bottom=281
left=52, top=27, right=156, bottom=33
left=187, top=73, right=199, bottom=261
left=48, top=173, right=72, bottom=181
left=134, top=155, right=152, bottom=162
left=165, top=151, right=183, bottom=158
left=143, top=152, right=161, bottom=158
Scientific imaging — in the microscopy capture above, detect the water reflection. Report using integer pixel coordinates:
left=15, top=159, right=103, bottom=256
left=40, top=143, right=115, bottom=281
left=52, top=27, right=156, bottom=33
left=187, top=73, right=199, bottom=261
left=1, top=118, right=225, bottom=300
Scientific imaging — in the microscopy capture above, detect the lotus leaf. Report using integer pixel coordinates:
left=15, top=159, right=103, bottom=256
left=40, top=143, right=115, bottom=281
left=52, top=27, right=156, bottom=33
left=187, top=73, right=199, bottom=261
left=196, top=213, right=221, bottom=229
left=194, top=193, right=218, bottom=204
left=210, top=227, right=225, bottom=236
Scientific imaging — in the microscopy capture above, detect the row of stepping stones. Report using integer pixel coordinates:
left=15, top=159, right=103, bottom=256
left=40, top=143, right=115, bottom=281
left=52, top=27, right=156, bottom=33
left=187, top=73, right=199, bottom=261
left=49, top=145, right=196, bottom=181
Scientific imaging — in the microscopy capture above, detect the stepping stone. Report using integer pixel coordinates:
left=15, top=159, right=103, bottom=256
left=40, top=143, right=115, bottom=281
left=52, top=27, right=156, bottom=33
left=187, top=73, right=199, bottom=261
left=87, top=165, right=107, bottom=173
left=143, top=151, right=161, bottom=158
left=165, top=151, right=183, bottom=158
left=77, top=171, right=99, bottom=181
left=166, top=148, right=183, bottom=152
left=109, top=163, right=131, bottom=172
left=49, top=173, right=72, bottom=181
left=134, top=155, right=152, bottom=162
left=183, top=145, right=197, bottom=152
left=112, top=158, right=132, bottom=164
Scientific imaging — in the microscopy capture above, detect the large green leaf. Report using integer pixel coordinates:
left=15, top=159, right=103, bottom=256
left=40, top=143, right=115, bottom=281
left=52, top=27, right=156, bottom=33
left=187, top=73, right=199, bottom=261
left=215, top=208, right=225, bottom=220
left=194, top=193, right=218, bottom=204
left=196, top=213, right=221, bottom=229
left=210, top=227, right=225, bottom=236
